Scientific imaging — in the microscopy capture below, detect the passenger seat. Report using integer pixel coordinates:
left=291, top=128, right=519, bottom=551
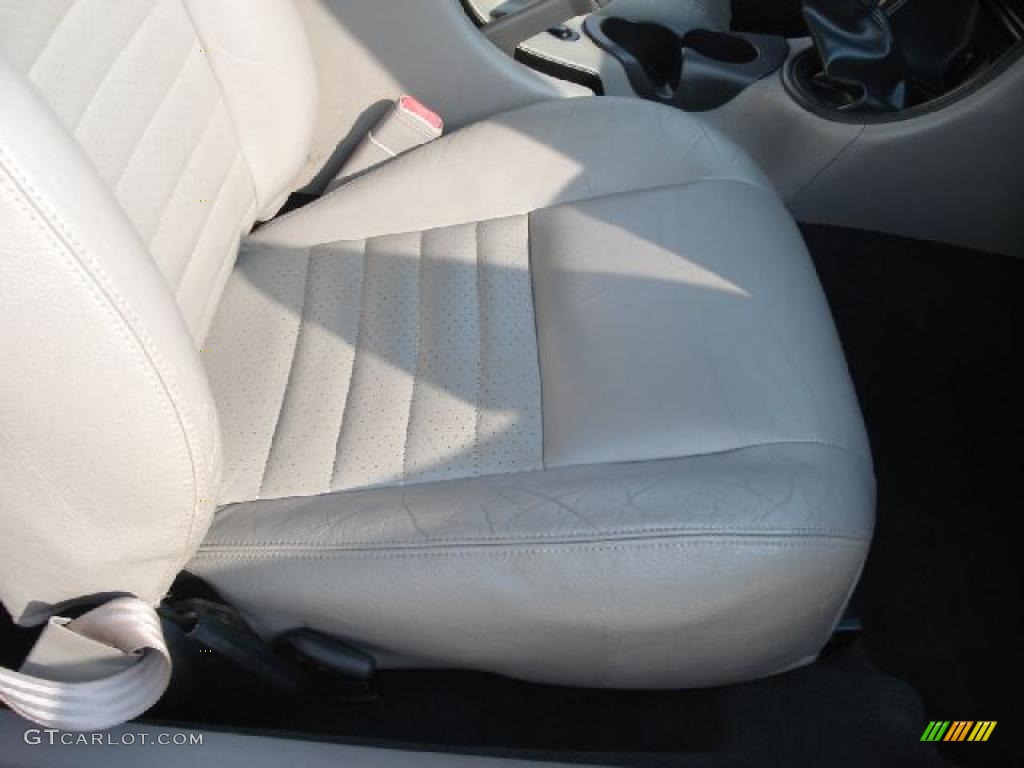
left=0, top=0, right=873, bottom=689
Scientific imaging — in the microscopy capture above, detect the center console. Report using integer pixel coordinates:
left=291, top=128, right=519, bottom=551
left=466, top=0, right=1023, bottom=121
left=459, top=0, right=1023, bottom=257
left=461, top=0, right=742, bottom=96
left=584, top=18, right=788, bottom=110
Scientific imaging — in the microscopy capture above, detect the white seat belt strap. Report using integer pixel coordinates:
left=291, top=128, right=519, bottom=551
left=0, top=597, right=171, bottom=731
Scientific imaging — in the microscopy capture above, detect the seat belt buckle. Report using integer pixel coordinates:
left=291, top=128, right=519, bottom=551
left=328, top=95, right=444, bottom=191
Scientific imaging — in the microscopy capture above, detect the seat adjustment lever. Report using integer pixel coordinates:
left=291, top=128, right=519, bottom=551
left=277, top=628, right=376, bottom=682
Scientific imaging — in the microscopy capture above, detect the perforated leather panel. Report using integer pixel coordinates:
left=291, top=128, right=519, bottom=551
left=0, top=0, right=257, bottom=340
left=204, top=216, right=544, bottom=504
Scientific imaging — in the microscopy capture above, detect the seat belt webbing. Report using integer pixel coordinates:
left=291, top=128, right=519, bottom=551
left=0, top=597, right=171, bottom=731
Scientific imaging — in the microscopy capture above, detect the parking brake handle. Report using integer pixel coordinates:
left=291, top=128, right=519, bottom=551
left=484, top=0, right=613, bottom=54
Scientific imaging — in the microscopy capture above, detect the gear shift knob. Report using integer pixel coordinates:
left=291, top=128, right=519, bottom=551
left=801, top=0, right=908, bottom=111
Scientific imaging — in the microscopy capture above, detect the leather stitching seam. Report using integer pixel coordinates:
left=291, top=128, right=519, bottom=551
left=257, top=245, right=314, bottom=498
left=400, top=231, right=426, bottom=484
left=203, top=523, right=874, bottom=549
left=328, top=238, right=370, bottom=490
left=193, top=536, right=871, bottom=563
left=0, top=152, right=197, bottom=595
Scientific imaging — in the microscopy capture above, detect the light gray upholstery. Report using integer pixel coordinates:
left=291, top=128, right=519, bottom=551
left=196, top=444, right=872, bottom=687
left=0, top=0, right=314, bottom=622
left=205, top=219, right=542, bottom=505
left=191, top=98, right=874, bottom=687
left=0, top=0, right=317, bottom=340
left=1, top=1, right=874, bottom=688
left=253, top=97, right=769, bottom=246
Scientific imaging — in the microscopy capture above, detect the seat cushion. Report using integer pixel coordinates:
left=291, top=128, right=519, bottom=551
left=191, top=97, right=874, bottom=688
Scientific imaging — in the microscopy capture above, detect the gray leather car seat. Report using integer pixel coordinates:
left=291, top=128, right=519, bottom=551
left=0, top=0, right=874, bottom=688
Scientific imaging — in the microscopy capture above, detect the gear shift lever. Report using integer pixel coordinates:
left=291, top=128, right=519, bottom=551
left=801, top=0, right=908, bottom=111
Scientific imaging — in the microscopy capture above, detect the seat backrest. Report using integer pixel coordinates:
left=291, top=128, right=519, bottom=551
left=0, top=0, right=317, bottom=623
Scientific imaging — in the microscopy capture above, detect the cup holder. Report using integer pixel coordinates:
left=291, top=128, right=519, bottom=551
left=681, top=29, right=759, bottom=65
left=602, top=18, right=682, bottom=97
left=584, top=17, right=789, bottom=111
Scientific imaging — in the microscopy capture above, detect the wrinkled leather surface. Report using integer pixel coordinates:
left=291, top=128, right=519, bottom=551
left=194, top=445, right=872, bottom=687
left=193, top=98, right=875, bottom=686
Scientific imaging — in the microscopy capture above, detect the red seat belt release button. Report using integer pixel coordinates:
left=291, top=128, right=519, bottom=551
left=327, top=94, right=445, bottom=191
left=398, top=95, right=444, bottom=132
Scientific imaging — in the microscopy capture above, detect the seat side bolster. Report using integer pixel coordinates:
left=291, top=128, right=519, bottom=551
left=0, top=60, right=220, bottom=623
left=182, top=0, right=318, bottom=220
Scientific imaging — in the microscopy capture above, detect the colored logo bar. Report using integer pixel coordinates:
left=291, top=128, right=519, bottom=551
left=921, top=721, right=997, bottom=742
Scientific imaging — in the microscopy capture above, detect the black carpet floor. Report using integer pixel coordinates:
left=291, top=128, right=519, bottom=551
left=804, top=225, right=1024, bottom=768
left=177, top=638, right=944, bottom=768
